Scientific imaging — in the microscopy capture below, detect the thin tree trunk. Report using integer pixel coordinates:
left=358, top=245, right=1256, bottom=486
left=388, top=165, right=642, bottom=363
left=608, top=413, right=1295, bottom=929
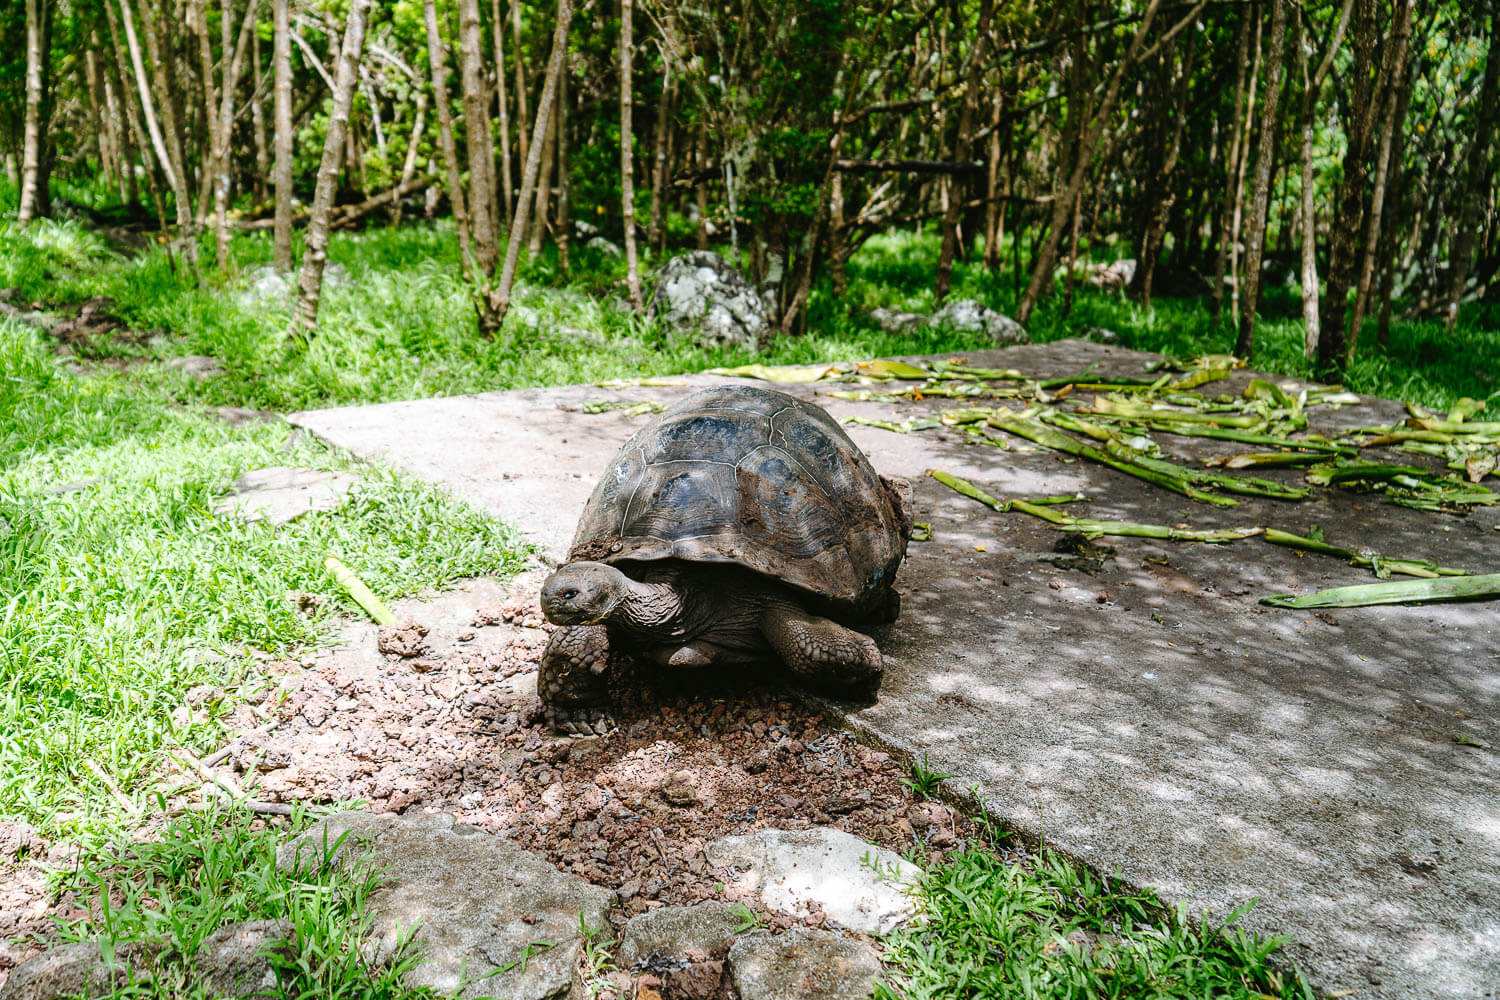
left=423, top=0, right=472, bottom=278
left=556, top=65, right=571, bottom=276
left=17, top=0, right=46, bottom=224
left=457, top=0, right=498, bottom=277
left=1316, top=0, right=1379, bottom=380
left=120, top=0, right=192, bottom=260
left=250, top=24, right=268, bottom=205
left=1211, top=12, right=1252, bottom=321
left=935, top=0, right=992, bottom=302
left=526, top=92, right=556, bottom=256
left=101, top=0, right=147, bottom=213
left=1234, top=0, right=1288, bottom=359
left=273, top=0, right=294, bottom=271
left=982, top=91, right=1004, bottom=272
left=485, top=0, right=574, bottom=332
left=203, top=0, right=257, bottom=272
left=1348, top=0, right=1415, bottom=350
left=512, top=0, right=531, bottom=166
left=1017, top=0, right=1166, bottom=327
left=695, top=125, right=709, bottom=250
left=1228, top=14, right=1264, bottom=327
left=83, top=45, right=113, bottom=190
left=829, top=168, right=848, bottom=298
left=648, top=61, right=672, bottom=254
left=141, top=0, right=194, bottom=258
left=1297, top=0, right=1354, bottom=359
left=1443, top=0, right=1500, bottom=330
left=620, top=0, right=643, bottom=310
left=191, top=0, right=219, bottom=233
left=491, top=0, right=514, bottom=228
left=290, top=0, right=372, bottom=337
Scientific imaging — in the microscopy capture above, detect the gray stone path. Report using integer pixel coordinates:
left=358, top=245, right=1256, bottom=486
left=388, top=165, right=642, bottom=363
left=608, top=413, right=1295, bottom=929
left=291, top=339, right=1500, bottom=999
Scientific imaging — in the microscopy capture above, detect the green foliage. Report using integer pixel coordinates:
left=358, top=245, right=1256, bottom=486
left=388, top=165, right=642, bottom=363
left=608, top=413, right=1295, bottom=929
left=900, top=753, right=955, bottom=799
left=877, top=833, right=1312, bottom=1000
left=57, top=804, right=443, bottom=1000
left=0, top=316, right=524, bottom=837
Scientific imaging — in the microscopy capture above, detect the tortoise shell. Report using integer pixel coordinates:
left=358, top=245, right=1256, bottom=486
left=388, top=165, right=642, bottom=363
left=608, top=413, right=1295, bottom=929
left=569, top=384, right=907, bottom=615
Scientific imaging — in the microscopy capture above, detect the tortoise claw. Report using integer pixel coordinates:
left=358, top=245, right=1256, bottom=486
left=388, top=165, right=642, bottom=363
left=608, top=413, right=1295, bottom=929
left=546, top=703, right=616, bottom=737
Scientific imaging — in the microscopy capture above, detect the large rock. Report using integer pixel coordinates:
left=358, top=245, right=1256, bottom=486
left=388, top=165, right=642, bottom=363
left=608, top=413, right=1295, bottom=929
left=277, top=811, right=615, bottom=1000
left=926, top=298, right=1028, bottom=345
left=196, top=919, right=296, bottom=997
left=650, top=251, right=770, bottom=349
left=727, top=929, right=881, bottom=1000
left=237, top=262, right=348, bottom=308
left=213, top=466, right=360, bottom=524
left=0, top=942, right=154, bottom=1000
left=704, top=828, right=920, bottom=935
left=619, top=902, right=743, bottom=967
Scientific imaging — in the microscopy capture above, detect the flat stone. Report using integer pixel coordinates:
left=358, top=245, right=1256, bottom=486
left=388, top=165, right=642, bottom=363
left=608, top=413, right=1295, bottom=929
left=619, top=902, right=744, bottom=967
left=213, top=466, right=358, bottom=524
left=0, top=942, right=153, bottom=1000
left=727, top=929, right=880, bottom=1000
left=586, top=236, right=623, bottom=258
left=926, top=298, right=1027, bottom=345
left=211, top=406, right=281, bottom=427
left=869, top=307, right=926, bottom=334
left=196, top=919, right=296, bottom=997
left=166, top=354, right=224, bottom=379
left=287, top=340, right=1500, bottom=998
left=277, top=811, right=615, bottom=1000
left=705, top=828, right=919, bottom=935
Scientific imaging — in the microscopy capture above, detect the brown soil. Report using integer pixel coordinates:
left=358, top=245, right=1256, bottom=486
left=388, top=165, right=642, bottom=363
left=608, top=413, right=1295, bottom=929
left=0, top=577, right=982, bottom=986
left=238, top=582, right=978, bottom=921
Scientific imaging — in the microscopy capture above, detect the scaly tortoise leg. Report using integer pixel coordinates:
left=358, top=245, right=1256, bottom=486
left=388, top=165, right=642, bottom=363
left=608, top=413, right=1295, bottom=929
left=760, top=602, right=883, bottom=699
left=539, top=624, right=615, bottom=735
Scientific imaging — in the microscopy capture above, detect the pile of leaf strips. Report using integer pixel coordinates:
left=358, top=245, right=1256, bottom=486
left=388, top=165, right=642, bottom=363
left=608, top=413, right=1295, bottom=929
left=704, top=356, right=1500, bottom=609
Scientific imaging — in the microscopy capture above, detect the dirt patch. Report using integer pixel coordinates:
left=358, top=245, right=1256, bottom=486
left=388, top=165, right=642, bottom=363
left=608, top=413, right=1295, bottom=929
left=230, top=579, right=977, bottom=926
left=0, top=576, right=980, bottom=983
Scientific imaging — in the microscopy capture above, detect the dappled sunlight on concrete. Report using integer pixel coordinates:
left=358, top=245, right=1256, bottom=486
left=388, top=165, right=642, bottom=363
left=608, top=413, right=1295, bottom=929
left=293, top=339, right=1500, bottom=1000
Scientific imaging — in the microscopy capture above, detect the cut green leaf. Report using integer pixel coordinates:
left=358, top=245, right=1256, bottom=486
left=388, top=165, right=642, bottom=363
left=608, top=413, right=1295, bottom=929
left=1261, top=573, right=1500, bottom=608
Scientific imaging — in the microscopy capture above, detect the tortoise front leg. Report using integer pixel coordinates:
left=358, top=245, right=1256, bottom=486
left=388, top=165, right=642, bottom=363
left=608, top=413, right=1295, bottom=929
left=539, top=624, right=615, bottom=735
left=760, top=603, right=883, bottom=699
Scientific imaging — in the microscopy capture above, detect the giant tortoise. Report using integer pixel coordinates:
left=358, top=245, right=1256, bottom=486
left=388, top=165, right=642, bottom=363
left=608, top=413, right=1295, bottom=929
left=538, top=383, right=910, bottom=734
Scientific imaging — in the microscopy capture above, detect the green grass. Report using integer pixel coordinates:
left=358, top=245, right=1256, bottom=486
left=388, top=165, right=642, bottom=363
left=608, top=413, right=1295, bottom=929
left=0, top=319, right=525, bottom=839
left=54, top=804, right=441, bottom=1000
left=4, top=205, right=1479, bottom=999
left=6, top=212, right=1493, bottom=415
left=877, top=827, right=1310, bottom=1000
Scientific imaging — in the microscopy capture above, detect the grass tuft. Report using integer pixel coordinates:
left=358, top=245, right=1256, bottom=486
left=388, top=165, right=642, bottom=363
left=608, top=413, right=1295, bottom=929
left=877, top=827, right=1312, bottom=1000
left=56, top=803, right=441, bottom=1000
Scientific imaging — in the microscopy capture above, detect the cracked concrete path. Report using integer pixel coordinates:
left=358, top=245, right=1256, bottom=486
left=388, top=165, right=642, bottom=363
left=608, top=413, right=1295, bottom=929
left=292, top=339, right=1500, bottom=999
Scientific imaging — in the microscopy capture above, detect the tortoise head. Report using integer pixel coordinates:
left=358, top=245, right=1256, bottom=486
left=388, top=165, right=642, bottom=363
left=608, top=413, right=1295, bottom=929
left=540, top=561, right=628, bottom=625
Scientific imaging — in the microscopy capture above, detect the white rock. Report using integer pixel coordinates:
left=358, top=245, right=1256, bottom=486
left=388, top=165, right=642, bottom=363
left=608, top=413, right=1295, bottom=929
left=926, top=298, right=1027, bottom=345
left=213, top=466, right=359, bottom=524
left=650, top=251, right=770, bottom=349
left=705, top=827, right=920, bottom=935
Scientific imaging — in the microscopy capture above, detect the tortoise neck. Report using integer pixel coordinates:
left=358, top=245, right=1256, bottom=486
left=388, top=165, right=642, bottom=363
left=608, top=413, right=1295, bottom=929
left=618, top=577, right=684, bottom=632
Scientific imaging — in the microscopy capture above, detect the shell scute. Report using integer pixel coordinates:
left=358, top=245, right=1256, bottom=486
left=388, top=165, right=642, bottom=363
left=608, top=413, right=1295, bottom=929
left=569, top=384, right=906, bottom=613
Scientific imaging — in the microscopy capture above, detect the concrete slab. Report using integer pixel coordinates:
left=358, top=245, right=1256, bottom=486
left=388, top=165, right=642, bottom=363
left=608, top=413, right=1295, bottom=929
left=291, top=340, right=1500, bottom=999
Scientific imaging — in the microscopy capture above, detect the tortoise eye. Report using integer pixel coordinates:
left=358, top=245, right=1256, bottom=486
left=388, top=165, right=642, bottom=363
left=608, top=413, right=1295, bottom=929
left=564, top=589, right=579, bottom=600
